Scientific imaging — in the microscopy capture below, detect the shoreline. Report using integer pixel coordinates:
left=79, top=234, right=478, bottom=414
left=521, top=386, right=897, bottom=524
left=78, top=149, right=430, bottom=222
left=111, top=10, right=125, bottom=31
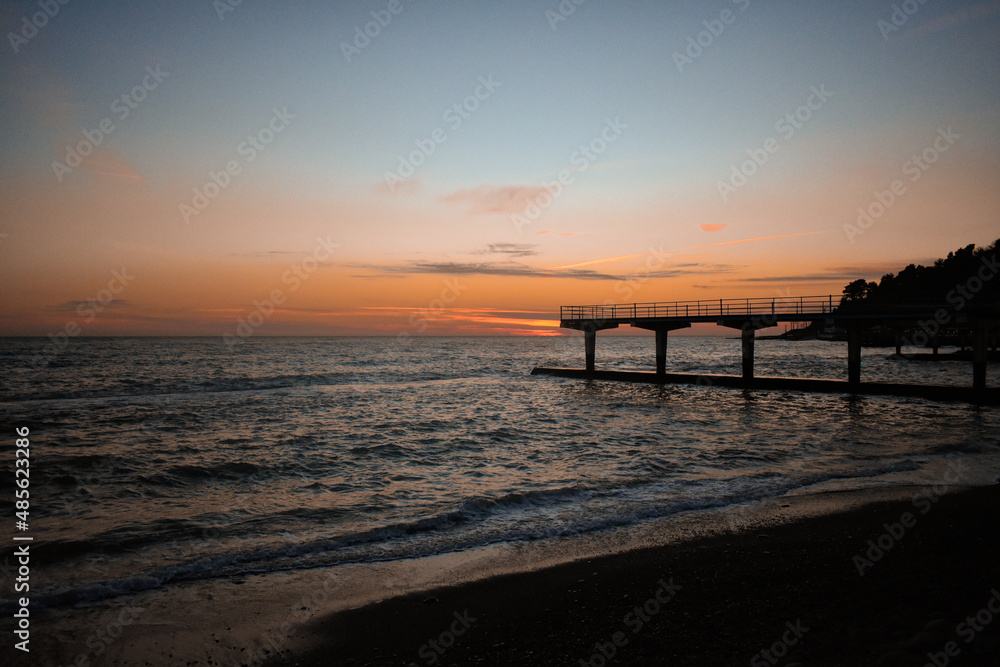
left=272, top=483, right=1000, bottom=666
left=32, top=481, right=1000, bottom=666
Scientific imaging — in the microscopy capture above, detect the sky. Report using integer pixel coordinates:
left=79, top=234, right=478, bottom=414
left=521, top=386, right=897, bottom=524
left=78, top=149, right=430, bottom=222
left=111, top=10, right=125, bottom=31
left=1, top=0, right=998, bottom=337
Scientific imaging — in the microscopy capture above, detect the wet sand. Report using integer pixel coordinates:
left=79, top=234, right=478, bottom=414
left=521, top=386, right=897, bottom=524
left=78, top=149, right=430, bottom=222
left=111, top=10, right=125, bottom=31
left=273, top=485, right=1000, bottom=666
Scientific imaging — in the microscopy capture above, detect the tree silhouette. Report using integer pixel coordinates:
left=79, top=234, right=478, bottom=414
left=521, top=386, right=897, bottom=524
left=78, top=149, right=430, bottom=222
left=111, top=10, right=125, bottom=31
left=838, top=238, right=999, bottom=311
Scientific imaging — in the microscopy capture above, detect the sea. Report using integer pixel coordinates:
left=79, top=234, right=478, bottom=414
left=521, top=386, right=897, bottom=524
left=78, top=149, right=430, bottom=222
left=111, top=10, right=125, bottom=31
left=1, top=335, right=998, bottom=616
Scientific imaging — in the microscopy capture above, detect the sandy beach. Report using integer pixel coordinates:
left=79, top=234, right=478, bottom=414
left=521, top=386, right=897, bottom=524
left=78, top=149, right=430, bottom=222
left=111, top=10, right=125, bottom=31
left=25, top=481, right=1000, bottom=666
left=37, top=482, right=991, bottom=667
left=267, top=484, right=1000, bottom=666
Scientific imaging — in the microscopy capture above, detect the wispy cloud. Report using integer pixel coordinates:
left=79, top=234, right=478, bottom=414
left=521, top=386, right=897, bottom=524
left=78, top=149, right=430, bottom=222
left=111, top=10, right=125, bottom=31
left=81, top=148, right=145, bottom=183
left=375, top=261, right=621, bottom=280
left=358, top=307, right=555, bottom=315
left=457, top=314, right=559, bottom=328
left=552, top=251, right=670, bottom=270
left=374, top=177, right=422, bottom=195
left=358, top=260, right=736, bottom=282
left=700, top=224, right=727, bottom=232
left=479, top=242, right=538, bottom=257
left=442, top=184, right=549, bottom=214
left=353, top=306, right=561, bottom=334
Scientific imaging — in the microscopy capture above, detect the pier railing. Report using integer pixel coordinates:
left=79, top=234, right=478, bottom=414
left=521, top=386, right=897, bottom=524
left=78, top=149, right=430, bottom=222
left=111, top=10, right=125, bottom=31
left=561, top=295, right=840, bottom=321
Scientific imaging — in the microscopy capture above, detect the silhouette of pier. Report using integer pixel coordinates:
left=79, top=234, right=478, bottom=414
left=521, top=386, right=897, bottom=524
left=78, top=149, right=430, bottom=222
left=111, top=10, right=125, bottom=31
left=532, top=295, right=1000, bottom=403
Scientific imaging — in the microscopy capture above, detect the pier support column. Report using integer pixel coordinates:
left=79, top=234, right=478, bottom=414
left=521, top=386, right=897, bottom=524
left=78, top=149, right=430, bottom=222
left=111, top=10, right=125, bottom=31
left=718, top=319, right=767, bottom=385
left=848, top=323, right=863, bottom=385
left=631, top=322, right=690, bottom=378
left=655, top=329, right=668, bottom=376
left=973, top=321, right=988, bottom=391
left=584, top=328, right=596, bottom=373
left=741, top=327, right=755, bottom=381
left=565, top=320, right=619, bottom=374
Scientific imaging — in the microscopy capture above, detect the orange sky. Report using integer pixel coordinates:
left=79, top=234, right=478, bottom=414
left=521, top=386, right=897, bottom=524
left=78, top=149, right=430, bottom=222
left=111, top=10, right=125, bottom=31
left=2, top=2, right=998, bottom=337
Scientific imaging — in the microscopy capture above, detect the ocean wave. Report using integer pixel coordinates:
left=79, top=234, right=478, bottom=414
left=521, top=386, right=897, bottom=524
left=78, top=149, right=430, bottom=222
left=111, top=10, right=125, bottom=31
left=0, top=372, right=360, bottom=403
left=6, top=467, right=931, bottom=614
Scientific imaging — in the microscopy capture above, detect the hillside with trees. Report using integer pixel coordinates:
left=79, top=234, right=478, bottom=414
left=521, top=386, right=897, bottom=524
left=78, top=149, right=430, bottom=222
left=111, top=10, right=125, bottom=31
left=838, top=238, right=1000, bottom=312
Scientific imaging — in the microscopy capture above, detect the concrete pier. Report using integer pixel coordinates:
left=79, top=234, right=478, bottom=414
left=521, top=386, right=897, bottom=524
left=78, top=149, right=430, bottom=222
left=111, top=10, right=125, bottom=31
left=742, top=328, right=755, bottom=381
left=530, top=368, right=1000, bottom=405
left=718, top=320, right=770, bottom=381
left=847, top=323, right=863, bottom=385
left=656, top=329, right=667, bottom=376
left=567, top=320, right=618, bottom=372
left=631, top=322, right=691, bottom=376
left=555, top=295, right=998, bottom=399
left=974, top=320, right=988, bottom=391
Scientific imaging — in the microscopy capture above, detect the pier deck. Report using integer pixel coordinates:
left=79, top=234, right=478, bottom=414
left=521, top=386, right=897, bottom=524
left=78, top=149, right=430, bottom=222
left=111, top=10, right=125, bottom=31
left=547, top=294, right=999, bottom=397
